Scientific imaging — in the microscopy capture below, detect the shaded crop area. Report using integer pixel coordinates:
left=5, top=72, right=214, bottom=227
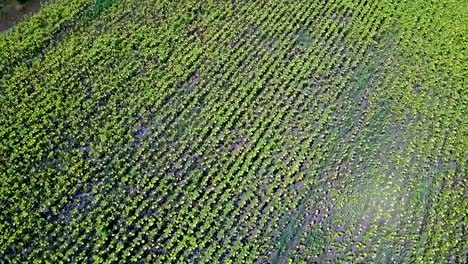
left=0, top=0, right=466, bottom=263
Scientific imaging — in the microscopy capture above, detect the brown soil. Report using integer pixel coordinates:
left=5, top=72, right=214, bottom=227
left=0, top=0, right=52, bottom=32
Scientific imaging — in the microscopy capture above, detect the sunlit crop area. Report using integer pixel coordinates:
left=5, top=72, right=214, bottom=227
left=0, top=0, right=466, bottom=263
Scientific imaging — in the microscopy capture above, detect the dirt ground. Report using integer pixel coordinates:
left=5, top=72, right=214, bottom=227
left=0, top=0, right=52, bottom=32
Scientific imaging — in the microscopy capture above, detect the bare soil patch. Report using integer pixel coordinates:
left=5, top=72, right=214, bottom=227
left=0, top=0, right=52, bottom=32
